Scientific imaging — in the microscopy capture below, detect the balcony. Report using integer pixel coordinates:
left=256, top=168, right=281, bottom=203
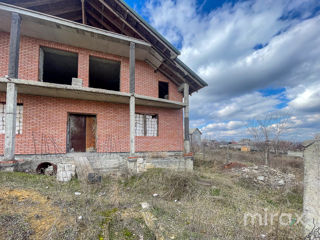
left=0, top=78, right=185, bottom=109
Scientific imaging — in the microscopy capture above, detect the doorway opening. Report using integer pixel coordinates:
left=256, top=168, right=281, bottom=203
left=67, top=114, right=97, bottom=152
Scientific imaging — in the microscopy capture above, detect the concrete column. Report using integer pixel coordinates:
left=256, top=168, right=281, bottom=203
left=130, top=96, right=135, bottom=154
left=303, top=140, right=320, bottom=236
left=4, top=83, right=17, bottom=160
left=4, top=13, right=21, bottom=161
left=8, top=13, right=21, bottom=78
left=129, top=42, right=135, bottom=93
left=129, top=42, right=135, bottom=154
left=183, top=83, right=190, bottom=153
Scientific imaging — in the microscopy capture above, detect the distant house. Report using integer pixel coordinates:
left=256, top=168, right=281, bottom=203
left=189, top=128, right=202, bottom=146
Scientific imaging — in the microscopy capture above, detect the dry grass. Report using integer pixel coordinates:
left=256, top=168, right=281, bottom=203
left=0, top=151, right=305, bottom=239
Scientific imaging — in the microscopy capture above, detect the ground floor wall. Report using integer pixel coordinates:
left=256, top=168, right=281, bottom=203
left=0, top=93, right=184, bottom=155
left=10, top=151, right=193, bottom=174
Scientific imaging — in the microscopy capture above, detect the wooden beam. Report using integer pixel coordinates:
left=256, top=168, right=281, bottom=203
left=96, top=0, right=146, bottom=41
left=87, top=0, right=131, bottom=36
left=58, top=10, right=82, bottom=22
left=14, top=0, right=67, bottom=9
left=86, top=8, right=119, bottom=32
left=86, top=17, right=100, bottom=28
left=81, top=0, right=87, bottom=24
left=45, top=4, right=82, bottom=16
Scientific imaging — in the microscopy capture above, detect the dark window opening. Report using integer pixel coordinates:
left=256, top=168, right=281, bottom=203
left=89, top=56, right=120, bottom=91
left=159, top=81, right=169, bottom=99
left=39, top=47, right=78, bottom=85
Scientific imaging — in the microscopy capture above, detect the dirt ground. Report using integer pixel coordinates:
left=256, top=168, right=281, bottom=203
left=0, top=149, right=305, bottom=239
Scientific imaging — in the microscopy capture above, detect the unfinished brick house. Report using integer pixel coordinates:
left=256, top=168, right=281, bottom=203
left=0, top=0, right=207, bottom=174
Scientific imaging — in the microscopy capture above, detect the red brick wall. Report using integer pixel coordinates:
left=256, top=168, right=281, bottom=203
left=0, top=32, right=183, bottom=101
left=0, top=93, right=183, bottom=154
left=0, top=32, right=184, bottom=154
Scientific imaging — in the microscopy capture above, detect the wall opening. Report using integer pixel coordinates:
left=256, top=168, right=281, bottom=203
left=89, top=56, right=120, bottom=91
left=39, top=47, right=78, bottom=85
left=158, top=81, right=169, bottom=99
left=36, top=162, right=57, bottom=175
left=135, top=113, right=158, bottom=136
left=67, top=114, right=97, bottom=152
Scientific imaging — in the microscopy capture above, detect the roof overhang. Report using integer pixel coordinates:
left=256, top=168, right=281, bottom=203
left=0, top=3, right=164, bottom=68
left=0, top=78, right=185, bottom=109
left=0, top=2, right=207, bottom=94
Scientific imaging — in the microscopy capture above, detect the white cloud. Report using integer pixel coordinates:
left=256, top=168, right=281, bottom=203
left=143, top=0, right=320, bottom=141
left=288, top=83, right=320, bottom=112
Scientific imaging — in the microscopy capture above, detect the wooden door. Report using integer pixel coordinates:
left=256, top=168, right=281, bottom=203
left=68, top=114, right=96, bottom=152
left=86, top=116, right=96, bottom=152
left=69, top=114, right=86, bottom=152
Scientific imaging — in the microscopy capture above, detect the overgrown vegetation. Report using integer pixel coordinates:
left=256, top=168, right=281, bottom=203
left=0, top=149, right=304, bottom=239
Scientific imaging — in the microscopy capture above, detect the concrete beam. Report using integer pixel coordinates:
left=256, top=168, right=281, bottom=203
left=129, top=42, right=136, bottom=154
left=8, top=13, right=21, bottom=78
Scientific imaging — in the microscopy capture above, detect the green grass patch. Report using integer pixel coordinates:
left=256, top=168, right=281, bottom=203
left=210, top=188, right=221, bottom=196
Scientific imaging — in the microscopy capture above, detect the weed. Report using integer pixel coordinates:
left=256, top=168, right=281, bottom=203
left=210, top=188, right=221, bottom=196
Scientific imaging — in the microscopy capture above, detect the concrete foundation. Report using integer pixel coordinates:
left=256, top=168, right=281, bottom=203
left=303, top=140, right=320, bottom=235
left=7, top=151, right=192, bottom=175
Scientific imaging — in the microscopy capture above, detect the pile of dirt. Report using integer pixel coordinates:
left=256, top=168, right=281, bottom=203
left=231, top=165, right=298, bottom=188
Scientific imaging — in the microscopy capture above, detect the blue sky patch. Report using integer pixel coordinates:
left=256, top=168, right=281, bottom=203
left=258, top=88, right=286, bottom=97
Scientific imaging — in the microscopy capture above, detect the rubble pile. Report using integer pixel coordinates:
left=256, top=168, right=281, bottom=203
left=232, top=165, right=298, bottom=188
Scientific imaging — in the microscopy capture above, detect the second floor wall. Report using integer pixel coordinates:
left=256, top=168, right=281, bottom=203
left=0, top=31, right=183, bottom=102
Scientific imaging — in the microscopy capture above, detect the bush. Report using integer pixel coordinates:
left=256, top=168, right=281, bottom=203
left=123, top=168, right=197, bottom=200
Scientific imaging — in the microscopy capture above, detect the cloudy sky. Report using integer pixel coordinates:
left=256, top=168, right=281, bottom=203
left=125, top=0, right=320, bottom=141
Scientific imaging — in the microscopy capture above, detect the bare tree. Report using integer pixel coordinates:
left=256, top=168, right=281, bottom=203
left=247, top=112, right=290, bottom=165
